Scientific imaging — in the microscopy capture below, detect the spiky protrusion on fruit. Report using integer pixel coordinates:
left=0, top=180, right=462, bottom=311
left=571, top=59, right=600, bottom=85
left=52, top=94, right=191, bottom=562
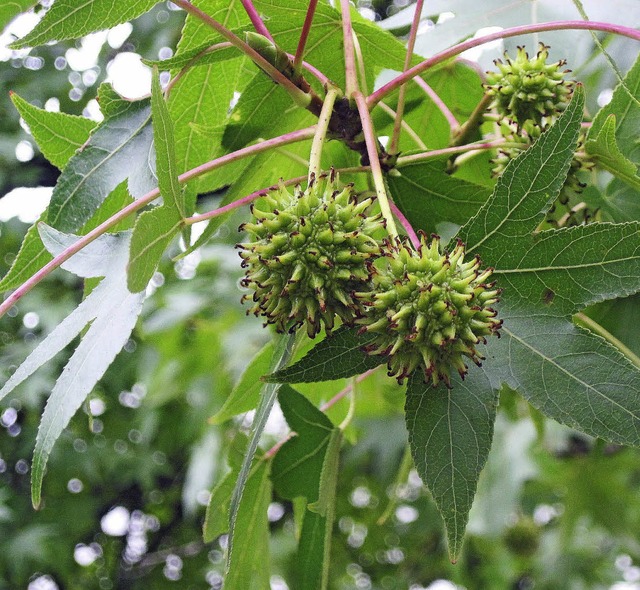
left=237, top=172, right=384, bottom=338
left=485, top=43, right=573, bottom=129
left=356, top=234, right=502, bottom=387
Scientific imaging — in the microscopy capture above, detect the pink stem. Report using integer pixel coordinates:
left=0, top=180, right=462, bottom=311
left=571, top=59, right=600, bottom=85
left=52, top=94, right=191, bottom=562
left=389, top=0, right=425, bottom=154
left=412, top=76, right=459, bottom=132
left=395, top=140, right=507, bottom=166
left=389, top=201, right=420, bottom=249
left=339, top=0, right=358, bottom=97
left=240, top=0, right=274, bottom=41
left=368, top=21, right=640, bottom=108
left=0, top=127, right=316, bottom=319
left=294, top=0, right=319, bottom=73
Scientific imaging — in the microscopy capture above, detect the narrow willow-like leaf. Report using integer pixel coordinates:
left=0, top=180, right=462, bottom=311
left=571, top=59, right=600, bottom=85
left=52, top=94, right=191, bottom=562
left=225, top=459, right=272, bottom=590
left=226, top=333, right=296, bottom=570
left=11, top=0, right=161, bottom=48
left=48, top=96, right=155, bottom=232
left=11, top=93, right=96, bottom=170
left=585, top=115, right=640, bottom=190
left=203, top=471, right=235, bottom=543
left=211, top=340, right=274, bottom=424
left=265, top=327, right=384, bottom=384
left=457, top=85, right=585, bottom=257
left=388, top=159, right=490, bottom=235
left=272, top=386, right=341, bottom=590
left=405, top=367, right=498, bottom=561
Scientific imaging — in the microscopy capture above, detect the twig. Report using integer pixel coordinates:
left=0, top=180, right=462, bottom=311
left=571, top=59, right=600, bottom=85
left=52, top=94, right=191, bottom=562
left=240, top=0, right=274, bottom=41
left=0, top=127, right=317, bottom=319
left=293, top=0, right=319, bottom=75
left=368, top=21, right=640, bottom=108
left=452, top=93, right=493, bottom=147
left=395, top=140, right=510, bottom=166
left=389, top=0, right=424, bottom=155
left=353, top=92, right=398, bottom=238
left=339, top=0, right=358, bottom=98
left=309, top=86, right=341, bottom=182
left=389, top=200, right=419, bottom=249
left=574, top=313, right=640, bottom=369
left=412, top=76, right=459, bottom=133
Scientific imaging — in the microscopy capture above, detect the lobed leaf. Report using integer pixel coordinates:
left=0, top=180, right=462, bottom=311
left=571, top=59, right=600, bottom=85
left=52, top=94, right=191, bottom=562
left=405, top=368, right=498, bottom=561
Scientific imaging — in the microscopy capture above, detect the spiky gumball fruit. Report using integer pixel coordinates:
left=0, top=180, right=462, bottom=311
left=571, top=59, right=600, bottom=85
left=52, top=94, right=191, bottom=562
left=485, top=43, right=573, bottom=129
left=238, top=172, right=384, bottom=338
left=357, top=234, right=502, bottom=387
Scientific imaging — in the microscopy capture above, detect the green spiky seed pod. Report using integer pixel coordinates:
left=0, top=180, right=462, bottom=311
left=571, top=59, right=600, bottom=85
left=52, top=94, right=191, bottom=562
left=238, top=173, right=384, bottom=338
left=485, top=43, right=573, bottom=129
left=357, top=234, right=502, bottom=387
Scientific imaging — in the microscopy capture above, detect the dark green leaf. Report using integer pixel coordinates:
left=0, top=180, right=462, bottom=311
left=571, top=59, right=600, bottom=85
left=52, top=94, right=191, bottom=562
left=457, top=85, right=585, bottom=257
left=47, top=95, right=155, bottom=232
left=264, top=326, right=384, bottom=384
left=11, top=93, right=96, bottom=170
left=203, top=471, right=235, bottom=543
left=493, top=222, right=640, bottom=316
left=388, top=159, right=490, bottom=235
left=11, top=0, right=161, bottom=48
left=405, top=367, right=498, bottom=561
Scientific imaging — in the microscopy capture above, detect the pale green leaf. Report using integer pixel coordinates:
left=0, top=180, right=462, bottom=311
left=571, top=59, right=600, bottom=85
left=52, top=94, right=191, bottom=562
left=585, top=114, right=640, bottom=190
left=0, top=1, right=36, bottom=33
left=11, top=0, right=161, bottom=48
left=406, top=368, right=498, bottom=561
left=47, top=95, right=155, bottom=232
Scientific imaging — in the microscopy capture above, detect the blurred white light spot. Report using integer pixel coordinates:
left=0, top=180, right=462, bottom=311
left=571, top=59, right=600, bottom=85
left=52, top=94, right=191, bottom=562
left=1, top=407, right=17, bottom=427
left=533, top=503, right=559, bottom=525
left=44, top=97, right=60, bottom=112
left=107, top=52, right=151, bottom=99
left=598, top=88, right=614, bottom=108
left=89, top=398, right=106, bottom=416
left=67, top=478, right=84, bottom=493
left=267, top=502, right=285, bottom=522
left=28, top=575, right=59, bottom=590
left=83, top=98, right=104, bottom=122
left=358, top=7, right=376, bottom=21
left=625, top=568, right=640, bottom=583
left=66, top=31, right=108, bottom=71
left=350, top=486, right=372, bottom=508
left=0, top=186, right=51, bottom=223
left=270, top=575, right=289, bottom=590
left=158, top=46, right=173, bottom=60
left=74, top=543, right=101, bottom=566
left=461, top=26, right=504, bottom=62
left=617, top=555, right=634, bottom=571
left=395, top=504, right=419, bottom=524
left=82, top=69, right=98, bottom=87
left=23, top=311, right=39, bottom=329
left=425, top=581, right=458, bottom=590
left=101, top=506, right=130, bottom=536
left=15, top=140, right=34, bottom=162
left=0, top=12, right=42, bottom=62
left=437, top=11, right=455, bottom=24
left=107, top=23, right=133, bottom=49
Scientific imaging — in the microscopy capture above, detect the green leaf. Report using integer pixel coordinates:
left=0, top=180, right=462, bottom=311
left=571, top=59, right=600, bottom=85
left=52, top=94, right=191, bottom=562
left=225, top=459, right=272, bottom=590
left=0, top=1, right=36, bottom=32
left=585, top=114, right=640, bottom=190
left=491, top=314, right=640, bottom=447
left=272, top=386, right=341, bottom=590
left=203, top=471, right=235, bottom=543
left=588, top=53, right=640, bottom=166
left=405, top=368, right=498, bottom=561
left=492, top=222, right=640, bottom=316
left=10, top=93, right=96, bottom=170
left=47, top=94, right=155, bottom=232
left=127, top=206, right=182, bottom=292
left=227, top=333, right=296, bottom=570
left=168, top=0, right=251, bottom=185
left=264, top=326, right=384, bottom=384
left=457, top=85, right=585, bottom=257
left=11, top=0, right=161, bottom=48
left=388, top=159, right=490, bottom=235
left=211, top=340, right=274, bottom=424
left=0, top=225, right=145, bottom=508
left=150, top=68, right=185, bottom=217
